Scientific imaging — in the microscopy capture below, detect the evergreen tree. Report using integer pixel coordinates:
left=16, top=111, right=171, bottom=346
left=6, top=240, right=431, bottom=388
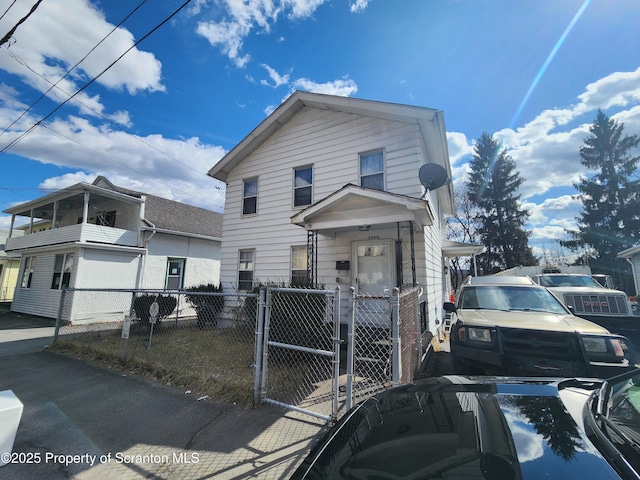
left=562, top=110, right=640, bottom=292
left=466, top=132, right=537, bottom=273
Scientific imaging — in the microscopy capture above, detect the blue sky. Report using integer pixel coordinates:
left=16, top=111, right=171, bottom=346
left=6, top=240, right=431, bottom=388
left=0, top=0, right=639, bottom=260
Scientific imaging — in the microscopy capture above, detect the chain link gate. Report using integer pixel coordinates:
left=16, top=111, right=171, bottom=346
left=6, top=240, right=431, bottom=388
left=258, top=286, right=342, bottom=423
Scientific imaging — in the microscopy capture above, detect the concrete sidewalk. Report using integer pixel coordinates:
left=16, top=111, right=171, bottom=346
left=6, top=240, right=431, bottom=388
left=0, top=308, right=324, bottom=479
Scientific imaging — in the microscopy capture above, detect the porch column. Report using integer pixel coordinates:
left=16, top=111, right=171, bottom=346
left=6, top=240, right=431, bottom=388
left=82, top=192, right=90, bottom=224
left=8, top=214, right=15, bottom=237
left=29, top=209, right=34, bottom=234
left=52, top=201, right=58, bottom=228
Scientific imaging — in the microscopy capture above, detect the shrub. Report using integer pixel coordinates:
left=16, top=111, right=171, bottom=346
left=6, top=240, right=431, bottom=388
left=184, top=283, right=224, bottom=329
left=133, top=294, right=177, bottom=329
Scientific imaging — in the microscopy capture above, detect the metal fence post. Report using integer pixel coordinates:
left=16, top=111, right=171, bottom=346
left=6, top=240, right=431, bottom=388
left=391, top=287, right=401, bottom=387
left=53, top=288, right=68, bottom=344
left=260, top=287, right=272, bottom=402
left=346, top=287, right=356, bottom=412
left=253, top=288, right=266, bottom=407
left=332, top=286, right=341, bottom=421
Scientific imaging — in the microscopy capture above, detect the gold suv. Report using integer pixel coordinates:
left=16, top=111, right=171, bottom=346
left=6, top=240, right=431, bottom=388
left=444, top=276, right=634, bottom=378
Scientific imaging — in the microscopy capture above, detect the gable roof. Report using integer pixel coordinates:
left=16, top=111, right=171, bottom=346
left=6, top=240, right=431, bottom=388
left=291, top=183, right=435, bottom=233
left=208, top=91, right=455, bottom=214
left=3, top=176, right=222, bottom=239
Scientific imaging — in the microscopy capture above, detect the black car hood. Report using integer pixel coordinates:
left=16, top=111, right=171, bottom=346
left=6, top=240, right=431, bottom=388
left=293, top=376, right=622, bottom=480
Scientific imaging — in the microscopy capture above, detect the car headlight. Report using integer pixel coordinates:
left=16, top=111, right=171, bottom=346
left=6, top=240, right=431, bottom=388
left=458, top=326, right=493, bottom=343
left=582, top=336, right=625, bottom=361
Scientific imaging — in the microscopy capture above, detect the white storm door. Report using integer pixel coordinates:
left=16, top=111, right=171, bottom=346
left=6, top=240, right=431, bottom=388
left=353, top=240, right=394, bottom=326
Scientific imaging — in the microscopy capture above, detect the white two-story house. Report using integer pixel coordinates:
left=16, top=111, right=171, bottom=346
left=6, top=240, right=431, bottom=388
left=208, top=91, right=479, bottom=336
left=3, top=176, right=222, bottom=320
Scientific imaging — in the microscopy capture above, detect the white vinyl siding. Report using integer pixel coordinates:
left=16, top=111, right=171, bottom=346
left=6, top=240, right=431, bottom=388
left=217, top=105, right=444, bottom=332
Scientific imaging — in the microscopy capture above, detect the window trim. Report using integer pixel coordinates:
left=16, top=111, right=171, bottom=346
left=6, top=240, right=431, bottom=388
left=238, top=249, right=255, bottom=291
left=242, top=178, right=258, bottom=216
left=293, top=165, right=313, bottom=208
left=165, top=258, right=186, bottom=290
left=51, top=253, right=74, bottom=290
left=291, top=245, right=309, bottom=286
left=20, top=256, right=36, bottom=289
left=359, top=149, right=385, bottom=191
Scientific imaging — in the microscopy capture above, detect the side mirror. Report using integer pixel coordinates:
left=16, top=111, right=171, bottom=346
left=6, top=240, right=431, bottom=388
left=443, top=302, right=457, bottom=313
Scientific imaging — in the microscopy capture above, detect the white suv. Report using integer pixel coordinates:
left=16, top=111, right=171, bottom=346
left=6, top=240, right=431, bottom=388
left=445, top=276, right=634, bottom=378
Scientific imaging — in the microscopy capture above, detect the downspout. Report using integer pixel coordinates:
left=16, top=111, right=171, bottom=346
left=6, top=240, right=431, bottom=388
left=625, top=257, right=639, bottom=297
left=135, top=196, right=154, bottom=290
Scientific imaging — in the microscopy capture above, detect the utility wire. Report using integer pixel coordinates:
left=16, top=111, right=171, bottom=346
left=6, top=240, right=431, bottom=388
left=0, top=0, right=18, bottom=21
left=0, top=0, right=193, bottom=156
left=40, top=123, right=223, bottom=209
left=2, top=46, right=214, bottom=183
left=0, top=0, right=43, bottom=47
left=0, top=0, right=150, bottom=138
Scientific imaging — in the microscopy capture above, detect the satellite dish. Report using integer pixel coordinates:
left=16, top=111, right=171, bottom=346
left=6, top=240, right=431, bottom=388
left=418, top=163, right=449, bottom=194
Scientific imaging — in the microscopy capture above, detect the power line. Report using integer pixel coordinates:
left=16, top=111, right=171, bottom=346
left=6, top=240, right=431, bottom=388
left=0, top=0, right=18, bottom=21
left=0, top=0, right=43, bottom=47
left=0, top=0, right=193, bottom=156
left=0, top=0, right=150, bottom=138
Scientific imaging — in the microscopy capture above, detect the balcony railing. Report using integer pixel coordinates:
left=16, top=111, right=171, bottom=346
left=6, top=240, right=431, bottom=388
left=5, top=223, right=139, bottom=251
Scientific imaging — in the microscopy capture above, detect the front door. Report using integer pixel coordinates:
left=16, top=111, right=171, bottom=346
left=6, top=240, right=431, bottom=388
left=353, top=240, right=394, bottom=326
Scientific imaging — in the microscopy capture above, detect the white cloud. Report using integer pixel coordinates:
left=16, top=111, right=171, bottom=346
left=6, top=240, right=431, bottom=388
left=195, top=0, right=368, bottom=68
left=260, top=64, right=290, bottom=88
left=349, top=0, right=370, bottom=13
left=449, top=67, right=640, bottom=243
left=290, top=76, right=358, bottom=96
left=0, top=0, right=164, bottom=111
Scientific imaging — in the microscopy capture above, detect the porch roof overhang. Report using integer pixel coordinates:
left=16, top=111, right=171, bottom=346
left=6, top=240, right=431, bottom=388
left=442, top=239, right=485, bottom=257
left=291, top=184, right=434, bottom=234
left=3, top=182, right=143, bottom=221
left=618, top=245, right=640, bottom=259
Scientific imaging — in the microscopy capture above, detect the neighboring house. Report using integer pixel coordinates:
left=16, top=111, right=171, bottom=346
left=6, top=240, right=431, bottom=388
left=3, top=176, right=222, bottom=320
left=0, top=228, right=23, bottom=302
left=208, top=91, right=481, bottom=335
left=618, top=245, right=640, bottom=296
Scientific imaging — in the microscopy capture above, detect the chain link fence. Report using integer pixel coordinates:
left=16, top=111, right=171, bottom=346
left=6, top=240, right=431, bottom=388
left=346, top=286, right=424, bottom=409
left=259, top=286, right=341, bottom=422
left=51, top=285, right=425, bottom=421
left=52, top=288, right=259, bottom=406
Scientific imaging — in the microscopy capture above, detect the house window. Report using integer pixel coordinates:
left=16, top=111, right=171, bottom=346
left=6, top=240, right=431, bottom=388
left=166, top=258, right=185, bottom=290
left=96, top=210, right=116, bottom=227
left=242, top=179, right=258, bottom=215
left=51, top=253, right=74, bottom=290
left=238, top=249, right=255, bottom=291
left=291, top=246, right=309, bottom=286
left=20, top=256, right=36, bottom=288
left=294, top=166, right=313, bottom=207
left=360, top=150, right=384, bottom=191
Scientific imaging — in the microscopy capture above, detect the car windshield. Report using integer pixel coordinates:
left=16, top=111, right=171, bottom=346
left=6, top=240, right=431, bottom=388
left=589, top=369, right=640, bottom=476
left=537, top=275, right=603, bottom=288
left=459, top=285, right=568, bottom=314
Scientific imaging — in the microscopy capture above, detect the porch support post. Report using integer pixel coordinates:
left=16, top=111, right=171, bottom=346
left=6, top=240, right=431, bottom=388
left=410, top=221, right=416, bottom=286
left=82, top=191, right=90, bottom=224
left=8, top=214, right=15, bottom=237
left=52, top=200, right=58, bottom=228
left=28, top=208, right=34, bottom=233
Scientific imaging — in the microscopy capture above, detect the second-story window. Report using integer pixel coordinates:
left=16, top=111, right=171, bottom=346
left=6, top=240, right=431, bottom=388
left=294, top=166, right=313, bottom=207
left=243, top=178, right=258, bottom=215
left=360, top=150, right=384, bottom=191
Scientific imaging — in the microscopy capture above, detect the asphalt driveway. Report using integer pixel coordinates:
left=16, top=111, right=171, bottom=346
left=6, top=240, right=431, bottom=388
left=0, top=308, right=324, bottom=479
